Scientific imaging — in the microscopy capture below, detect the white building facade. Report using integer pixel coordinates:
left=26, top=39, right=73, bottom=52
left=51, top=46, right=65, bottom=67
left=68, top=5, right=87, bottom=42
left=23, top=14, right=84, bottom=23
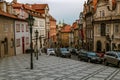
left=14, top=21, right=30, bottom=55
left=33, top=16, right=46, bottom=49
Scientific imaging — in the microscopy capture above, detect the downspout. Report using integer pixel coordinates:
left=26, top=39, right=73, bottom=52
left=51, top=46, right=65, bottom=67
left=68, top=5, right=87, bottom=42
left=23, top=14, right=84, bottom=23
left=14, top=20, right=16, bottom=56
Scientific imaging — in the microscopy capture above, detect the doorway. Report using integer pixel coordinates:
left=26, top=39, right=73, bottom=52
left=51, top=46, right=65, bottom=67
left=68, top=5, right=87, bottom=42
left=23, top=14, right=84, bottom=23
left=96, top=40, right=102, bottom=52
left=22, top=37, right=25, bottom=53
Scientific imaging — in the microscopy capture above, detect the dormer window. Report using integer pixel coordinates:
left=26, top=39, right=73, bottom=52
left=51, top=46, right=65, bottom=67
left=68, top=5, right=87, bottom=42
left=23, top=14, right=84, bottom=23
left=100, top=10, right=105, bottom=17
left=102, top=10, right=105, bottom=17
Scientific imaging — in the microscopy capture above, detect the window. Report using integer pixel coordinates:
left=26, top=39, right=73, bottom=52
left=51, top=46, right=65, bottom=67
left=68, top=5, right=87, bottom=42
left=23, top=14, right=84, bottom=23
left=114, top=24, right=119, bottom=33
left=16, top=24, right=20, bottom=32
left=106, top=24, right=110, bottom=34
left=26, top=37, right=29, bottom=45
left=100, top=10, right=105, bottom=17
left=4, top=24, right=8, bottom=32
left=110, top=53, right=117, bottom=58
left=97, top=26, right=100, bottom=35
left=26, top=24, right=29, bottom=32
left=11, top=24, right=13, bottom=32
left=100, top=11, right=102, bottom=17
left=101, top=23, right=106, bottom=36
left=40, top=21, right=44, bottom=27
left=21, top=24, right=24, bottom=32
left=16, top=39, right=20, bottom=47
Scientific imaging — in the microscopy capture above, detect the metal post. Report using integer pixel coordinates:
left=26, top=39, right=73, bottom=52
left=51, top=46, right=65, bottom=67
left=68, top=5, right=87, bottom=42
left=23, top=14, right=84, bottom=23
left=27, top=14, right=34, bottom=69
left=35, top=30, right=38, bottom=60
left=30, top=26, right=33, bottom=69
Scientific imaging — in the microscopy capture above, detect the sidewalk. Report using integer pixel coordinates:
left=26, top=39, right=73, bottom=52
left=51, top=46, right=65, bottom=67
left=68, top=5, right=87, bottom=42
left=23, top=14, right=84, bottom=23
left=0, top=54, right=120, bottom=80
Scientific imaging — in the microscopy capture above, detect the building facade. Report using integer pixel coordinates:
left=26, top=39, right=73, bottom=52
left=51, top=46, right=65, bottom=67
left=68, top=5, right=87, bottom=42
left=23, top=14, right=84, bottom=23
left=32, top=4, right=50, bottom=48
left=49, top=15, right=57, bottom=48
left=60, top=25, right=71, bottom=47
left=93, top=0, right=120, bottom=52
left=0, top=1, right=15, bottom=58
left=12, top=2, right=30, bottom=55
left=83, top=0, right=94, bottom=51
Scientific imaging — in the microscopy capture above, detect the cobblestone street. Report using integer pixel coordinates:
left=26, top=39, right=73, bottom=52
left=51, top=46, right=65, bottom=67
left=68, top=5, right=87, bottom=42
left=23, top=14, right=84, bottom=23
left=0, top=54, right=120, bottom=80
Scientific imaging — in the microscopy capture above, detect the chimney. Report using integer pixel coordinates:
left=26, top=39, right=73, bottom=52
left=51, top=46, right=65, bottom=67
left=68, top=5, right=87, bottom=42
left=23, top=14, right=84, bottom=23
left=0, top=1, right=7, bottom=12
left=13, top=0, right=17, bottom=3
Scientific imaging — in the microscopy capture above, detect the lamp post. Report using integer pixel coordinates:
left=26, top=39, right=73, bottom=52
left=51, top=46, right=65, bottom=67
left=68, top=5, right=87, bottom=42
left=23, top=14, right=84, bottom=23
left=35, top=30, right=39, bottom=60
left=106, top=34, right=114, bottom=51
left=39, top=36, right=42, bottom=48
left=78, top=12, right=84, bottom=49
left=26, top=14, right=34, bottom=69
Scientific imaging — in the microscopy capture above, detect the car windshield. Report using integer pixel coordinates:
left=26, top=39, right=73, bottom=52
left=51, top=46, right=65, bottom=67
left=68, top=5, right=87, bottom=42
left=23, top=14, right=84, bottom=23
left=60, top=48, right=67, bottom=51
left=117, top=52, right=120, bottom=57
left=87, top=52, right=97, bottom=57
left=48, top=48, right=54, bottom=51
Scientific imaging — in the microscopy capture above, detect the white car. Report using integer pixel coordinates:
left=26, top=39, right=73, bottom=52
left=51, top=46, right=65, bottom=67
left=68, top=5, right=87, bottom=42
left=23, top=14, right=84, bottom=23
left=47, top=48, right=56, bottom=56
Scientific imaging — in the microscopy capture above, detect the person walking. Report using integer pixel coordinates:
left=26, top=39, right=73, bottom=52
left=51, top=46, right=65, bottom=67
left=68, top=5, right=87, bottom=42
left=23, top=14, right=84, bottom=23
left=39, top=48, right=42, bottom=55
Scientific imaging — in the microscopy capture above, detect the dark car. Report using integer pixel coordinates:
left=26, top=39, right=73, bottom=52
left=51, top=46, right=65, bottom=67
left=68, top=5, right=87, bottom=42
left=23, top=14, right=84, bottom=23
left=70, top=48, right=78, bottom=55
left=103, top=51, right=120, bottom=67
left=78, top=50, right=102, bottom=63
left=59, top=48, right=71, bottom=58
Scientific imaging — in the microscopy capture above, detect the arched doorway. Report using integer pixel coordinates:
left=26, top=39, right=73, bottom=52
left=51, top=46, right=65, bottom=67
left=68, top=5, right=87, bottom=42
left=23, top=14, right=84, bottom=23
left=106, top=43, right=110, bottom=51
left=96, top=40, right=102, bottom=52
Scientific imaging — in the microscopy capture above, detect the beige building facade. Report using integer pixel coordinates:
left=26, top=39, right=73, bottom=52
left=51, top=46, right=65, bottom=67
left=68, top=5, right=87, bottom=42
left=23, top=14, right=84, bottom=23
left=93, top=0, right=120, bottom=52
left=0, top=12, right=15, bottom=58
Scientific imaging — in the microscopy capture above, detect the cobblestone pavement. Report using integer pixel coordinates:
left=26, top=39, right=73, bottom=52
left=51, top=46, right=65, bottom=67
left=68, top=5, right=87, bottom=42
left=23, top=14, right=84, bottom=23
left=0, top=54, right=120, bottom=80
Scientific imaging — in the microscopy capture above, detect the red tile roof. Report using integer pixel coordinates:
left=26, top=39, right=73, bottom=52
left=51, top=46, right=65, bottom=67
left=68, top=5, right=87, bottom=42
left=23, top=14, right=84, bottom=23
left=23, top=4, right=34, bottom=11
left=61, top=25, right=71, bottom=33
left=72, top=22, right=78, bottom=29
left=0, top=10, right=17, bottom=19
left=49, top=15, right=56, bottom=21
left=12, top=3, right=23, bottom=9
left=93, top=0, right=98, bottom=12
left=31, top=4, right=49, bottom=14
left=32, top=4, right=48, bottom=10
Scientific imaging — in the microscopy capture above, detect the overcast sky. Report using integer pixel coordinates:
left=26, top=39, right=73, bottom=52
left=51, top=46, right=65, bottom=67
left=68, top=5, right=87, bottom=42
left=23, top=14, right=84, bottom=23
left=7, top=0, right=87, bottom=25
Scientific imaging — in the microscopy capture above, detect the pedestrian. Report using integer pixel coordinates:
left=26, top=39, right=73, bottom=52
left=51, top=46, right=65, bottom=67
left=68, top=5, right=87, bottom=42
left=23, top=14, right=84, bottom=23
left=39, top=48, right=42, bottom=55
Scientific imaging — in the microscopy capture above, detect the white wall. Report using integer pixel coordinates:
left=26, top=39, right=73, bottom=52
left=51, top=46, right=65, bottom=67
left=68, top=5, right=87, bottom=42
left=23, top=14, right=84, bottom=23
left=15, top=21, right=30, bottom=55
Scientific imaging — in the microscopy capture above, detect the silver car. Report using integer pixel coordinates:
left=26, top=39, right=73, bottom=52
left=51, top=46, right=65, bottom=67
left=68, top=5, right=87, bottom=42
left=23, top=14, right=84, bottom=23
left=104, top=51, right=120, bottom=67
left=47, top=48, right=56, bottom=56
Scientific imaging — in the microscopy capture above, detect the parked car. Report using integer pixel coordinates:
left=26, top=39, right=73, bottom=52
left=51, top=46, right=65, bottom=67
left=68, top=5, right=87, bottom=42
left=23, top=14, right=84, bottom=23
left=96, top=52, right=105, bottom=63
left=70, top=48, right=78, bottom=55
left=78, top=50, right=102, bottom=63
left=59, top=48, right=71, bottom=58
left=103, top=51, right=120, bottom=67
left=47, top=48, right=56, bottom=56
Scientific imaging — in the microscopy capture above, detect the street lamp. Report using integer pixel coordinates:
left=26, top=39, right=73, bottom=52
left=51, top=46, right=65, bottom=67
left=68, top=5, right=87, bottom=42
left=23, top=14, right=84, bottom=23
left=26, top=14, right=34, bottom=69
left=106, top=34, right=114, bottom=51
left=35, top=30, right=39, bottom=60
left=78, top=12, right=84, bottom=49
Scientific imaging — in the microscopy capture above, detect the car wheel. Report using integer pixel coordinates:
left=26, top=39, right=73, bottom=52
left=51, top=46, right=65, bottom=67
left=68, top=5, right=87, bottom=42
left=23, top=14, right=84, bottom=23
left=117, top=62, right=120, bottom=68
left=78, top=56, right=81, bottom=61
left=104, top=60, right=108, bottom=66
left=88, top=59, right=91, bottom=63
left=69, top=55, right=71, bottom=58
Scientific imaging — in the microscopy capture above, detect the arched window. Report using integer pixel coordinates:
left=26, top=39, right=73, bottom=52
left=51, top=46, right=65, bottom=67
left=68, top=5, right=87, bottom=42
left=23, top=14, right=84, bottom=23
left=101, top=23, right=106, bottom=36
